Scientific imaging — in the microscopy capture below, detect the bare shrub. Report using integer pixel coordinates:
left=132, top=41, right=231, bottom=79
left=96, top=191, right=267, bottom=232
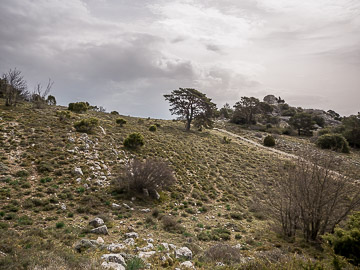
left=115, top=158, right=176, bottom=198
left=262, top=152, right=360, bottom=241
left=161, top=216, right=185, bottom=233
left=204, top=244, right=242, bottom=264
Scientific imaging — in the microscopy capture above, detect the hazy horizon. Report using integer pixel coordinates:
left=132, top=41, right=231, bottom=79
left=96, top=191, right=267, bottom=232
left=0, top=0, right=359, bottom=118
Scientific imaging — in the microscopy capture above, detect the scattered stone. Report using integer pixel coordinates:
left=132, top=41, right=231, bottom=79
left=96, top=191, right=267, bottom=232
left=89, top=217, right=105, bottom=228
left=91, top=225, right=108, bottom=235
left=0, top=251, right=6, bottom=257
left=138, top=251, right=156, bottom=259
left=169, top=244, right=177, bottom=250
left=154, top=190, right=160, bottom=200
left=74, top=239, right=95, bottom=252
left=101, top=254, right=126, bottom=266
left=60, top=203, right=66, bottom=210
left=101, top=262, right=125, bottom=270
left=180, top=261, right=195, bottom=269
left=146, top=238, right=154, bottom=243
left=161, top=243, right=170, bottom=251
left=108, top=243, right=126, bottom=252
left=216, top=262, right=225, bottom=266
left=123, top=203, right=131, bottom=209
left=74, top=167, right=83, bottom=176
left=140, top=208, right=151, bottom=213
left=112, top=203, right=121, bottom=209
left=137, top=243, right=154, bottom=252
left=124, top=238, right=135, bottom=246
left=125, top=232, right=138, bottom=239
left=99, top=126, right=106, bottom=135
left=175, top=247, right=192, bottom=260
left=97, top=237, right=105, bottom=244
left=76, top=178, right=82, bottom=183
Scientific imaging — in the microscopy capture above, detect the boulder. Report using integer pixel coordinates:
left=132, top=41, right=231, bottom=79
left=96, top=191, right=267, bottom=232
left=124, top=238, right=135, bottom=246
left=74, top=239, right=95, bottom=252
left=125, top=232, right=138, bottom=239
left=180, top=261, right=195, bottom=269
left=74, top=167, right=83, bottom=176
left=101, top=262, right=125, bottom=270
left=91, top=225, right=108, bottom=235
left=175, top=247, right=192, bottom=260
left=108, top=243, right=126, bottom=252
left=138, top=251, right=156, bottom=259
left=89, top=217, right=104, bottom=228
left=101, top=254, right=126, bottom=266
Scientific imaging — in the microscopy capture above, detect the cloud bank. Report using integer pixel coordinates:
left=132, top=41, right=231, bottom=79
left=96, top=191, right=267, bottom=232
left=0, top=0, right=359, bottom=117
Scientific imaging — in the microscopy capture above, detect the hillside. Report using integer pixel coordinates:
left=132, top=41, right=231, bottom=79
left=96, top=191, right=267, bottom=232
left=0, top=100, right=359, bottom=270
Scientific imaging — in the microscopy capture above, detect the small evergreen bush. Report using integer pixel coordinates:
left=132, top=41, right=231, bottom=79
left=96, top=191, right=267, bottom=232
left=149, top=125, right=157, bottom=132
left=264, top=135, right=275, bottom=147
left=56, top=110, right=71, bottom=121
left=68, top=102, right=88, bottom=113
left=116, top=118, right=127, bottom=127
left=110, top=111, right=119, bottom=115
left=223, top=136, right=232, bottom=144
left=123, top=133, right=144, bottom=149
left=316, top=134, right=350, bottom=153
left=324, top=212, right=360, bottom=266
left=74, top=118, right=99, bottom=133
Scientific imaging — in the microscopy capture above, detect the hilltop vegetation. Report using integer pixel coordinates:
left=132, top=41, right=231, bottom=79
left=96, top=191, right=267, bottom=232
left=0, top=71, right=360, bottom=269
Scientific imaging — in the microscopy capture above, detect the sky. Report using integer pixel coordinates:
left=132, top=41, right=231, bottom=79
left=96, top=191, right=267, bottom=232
left=0, top=0, right=359, bottom=118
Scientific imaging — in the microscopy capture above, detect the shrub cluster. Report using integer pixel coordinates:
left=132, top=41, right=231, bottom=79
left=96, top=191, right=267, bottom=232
left=74, top=118, right=99, bottom=133
left=264, top=135, right=275, bottom=147
left=116, top=118, right=127, bottom=127
left=316, top=134, right=350, bottom=153
left=324, top=212, right=360, bottom=266
left=56, top=110, right=71, bottom=121
left=149, top=125, right=157, bottom=132
left=115, top=158, right=176, bottom=198
left=123, top=133, right=144, bottom=149
left=68, top=102, right=89, bottom=113
left=223, top=136, right=232, bottom=144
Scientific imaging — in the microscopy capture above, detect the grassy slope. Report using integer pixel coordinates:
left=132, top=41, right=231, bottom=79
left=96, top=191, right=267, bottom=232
left=0, top=101, right=358, bottom=269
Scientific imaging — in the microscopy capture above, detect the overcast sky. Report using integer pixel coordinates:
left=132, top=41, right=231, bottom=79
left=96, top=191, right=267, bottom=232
left=0, top=0, right=359, bottom=118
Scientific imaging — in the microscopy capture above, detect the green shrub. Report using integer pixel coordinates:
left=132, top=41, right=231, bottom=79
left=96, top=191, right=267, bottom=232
left=123, top=133, right=144, bottom=149
left=56, top=110, right=71, bottom=121
left=324, top=212, right=360, bottom=266
left=316, top=134, right=350, bottom=153
left=149, top=125, right=157, bottom=132
left=116, top=118, right=127, bottom=127
left=126, top=257, right=145, bottom=270
left=318, top=128, right=332, bottom=136
left=56, top=221, right=65, bottom=229
left=68, top=102, right=88, bottom=113
left=111, top=111, right=119, bottom=115
left=223, top=136, right=232, bottom=144
left=264, top=135, right=275, bottom=147
left=74, top=118, right=99, bottom=133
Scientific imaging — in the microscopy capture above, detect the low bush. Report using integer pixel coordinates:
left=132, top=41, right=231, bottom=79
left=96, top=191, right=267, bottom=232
left=68, top=102, right=88, bottom=113
left=116, top=118, right=127, bottom=127
left=204, top=244, right=242, bottom=263
left=111, top=111, right=119, bottom=115
left=115, top=158, right=176, bottom=197
left=74, top=118, right=99, bottom=133
left=264, top=135, right=275, bottom=147
left=56, top=110, right=71, bottom=121
left=149, top=125, right=157, bottom=132
left=316, top=134, right=350, bottom=153
left=161, top=216, right=184, bottom=233
left=223, top=136, right=232, bottom=144
left=324, top=212, right=360, bottom=266
left=123, top=133, right=144, bottom=149
left=126, top=257, right=145, bottom=270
